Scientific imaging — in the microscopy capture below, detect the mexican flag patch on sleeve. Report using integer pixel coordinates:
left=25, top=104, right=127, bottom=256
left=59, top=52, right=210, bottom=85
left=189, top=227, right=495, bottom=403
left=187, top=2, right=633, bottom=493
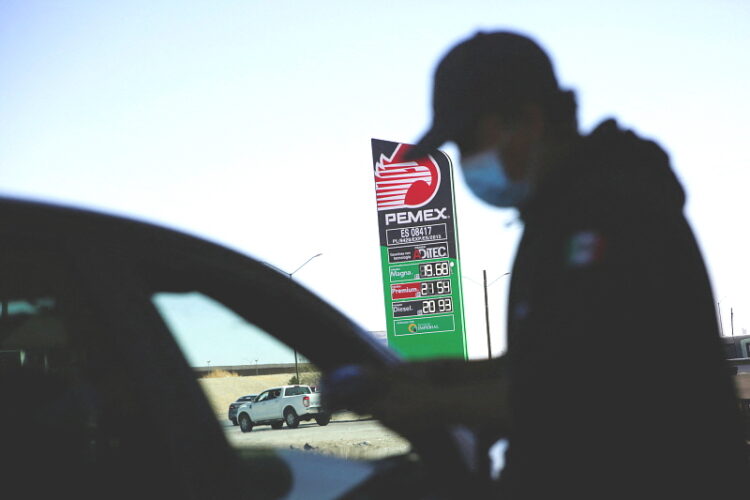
left=566, top=230, right=606, bottom=268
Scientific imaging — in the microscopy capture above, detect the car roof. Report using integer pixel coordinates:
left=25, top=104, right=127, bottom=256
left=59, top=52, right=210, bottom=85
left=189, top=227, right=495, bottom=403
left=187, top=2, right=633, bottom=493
left=0, top=196, right=399, bottom=370
left=262, top=386, right=307, bottom=390
left=0, top=196, right=265, bottom=264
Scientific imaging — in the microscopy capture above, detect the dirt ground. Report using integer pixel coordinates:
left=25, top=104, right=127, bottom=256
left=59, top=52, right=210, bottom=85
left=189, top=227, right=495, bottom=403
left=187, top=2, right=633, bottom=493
left=200, top=374, right=409, bottom=460
left=199, top=373, right=296, bottom=418
left=199, top=373, right=362, bottom=423
left=225, top=418, right=411, bottom=460
left=201, top=372, right=750, bottom=460
left=735, top=373, right=750, bottom=398
left=202, top=372, right=750, bottom=417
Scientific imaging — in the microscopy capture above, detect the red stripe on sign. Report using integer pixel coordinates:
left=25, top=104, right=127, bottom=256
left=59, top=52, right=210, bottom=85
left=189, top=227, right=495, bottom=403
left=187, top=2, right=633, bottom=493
left=391, top=283, right=420, bottom=300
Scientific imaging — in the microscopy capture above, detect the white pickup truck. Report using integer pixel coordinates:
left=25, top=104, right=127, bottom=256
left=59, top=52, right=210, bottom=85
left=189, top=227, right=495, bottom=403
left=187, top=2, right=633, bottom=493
left=236, top=385, right=330, bottom=432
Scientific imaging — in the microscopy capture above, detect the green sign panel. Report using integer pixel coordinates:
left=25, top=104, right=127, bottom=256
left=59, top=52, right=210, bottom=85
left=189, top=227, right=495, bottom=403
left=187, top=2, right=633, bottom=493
left=372, top=139, right=467, bottom=360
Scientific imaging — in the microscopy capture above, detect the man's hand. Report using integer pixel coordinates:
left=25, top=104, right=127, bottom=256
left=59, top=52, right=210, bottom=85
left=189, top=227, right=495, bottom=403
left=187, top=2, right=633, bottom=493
left=322, top=357, right=511, bottom=436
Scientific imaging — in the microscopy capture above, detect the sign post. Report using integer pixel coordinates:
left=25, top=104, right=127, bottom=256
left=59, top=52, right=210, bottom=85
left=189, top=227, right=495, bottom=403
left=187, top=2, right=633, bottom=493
left=371, top=139, right=467, bottom=360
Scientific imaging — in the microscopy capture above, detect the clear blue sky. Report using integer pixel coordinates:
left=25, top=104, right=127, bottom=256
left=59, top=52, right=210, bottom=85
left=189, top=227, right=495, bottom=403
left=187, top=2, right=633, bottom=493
left=2, top=1, right=749, bottom=361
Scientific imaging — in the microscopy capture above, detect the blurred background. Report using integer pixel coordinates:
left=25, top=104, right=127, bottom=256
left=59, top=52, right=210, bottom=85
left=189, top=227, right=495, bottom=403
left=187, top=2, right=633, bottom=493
left=2, top=0, right=748, bottom=359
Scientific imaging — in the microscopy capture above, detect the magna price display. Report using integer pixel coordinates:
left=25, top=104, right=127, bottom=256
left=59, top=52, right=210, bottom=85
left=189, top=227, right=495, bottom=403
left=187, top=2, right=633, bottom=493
left=372, top=138, right=467, bottom=360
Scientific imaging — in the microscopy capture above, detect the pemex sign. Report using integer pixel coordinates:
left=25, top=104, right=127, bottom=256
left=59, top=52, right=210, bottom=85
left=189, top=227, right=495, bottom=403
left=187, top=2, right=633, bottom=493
left=371, top=138, right=467, bottom=360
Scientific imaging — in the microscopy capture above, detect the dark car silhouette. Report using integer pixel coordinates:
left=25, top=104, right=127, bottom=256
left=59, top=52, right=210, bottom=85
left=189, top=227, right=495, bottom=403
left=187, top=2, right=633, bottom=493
left=0, top=197, right=481, bottom=500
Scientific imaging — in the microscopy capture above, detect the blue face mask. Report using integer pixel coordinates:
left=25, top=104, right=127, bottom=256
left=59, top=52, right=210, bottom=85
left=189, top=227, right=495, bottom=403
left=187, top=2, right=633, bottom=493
left=461, top=149, right=531, bottom=208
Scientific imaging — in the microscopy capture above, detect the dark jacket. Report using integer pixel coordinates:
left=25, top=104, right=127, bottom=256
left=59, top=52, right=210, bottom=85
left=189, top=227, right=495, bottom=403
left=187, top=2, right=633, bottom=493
left=500, top=119, right=747, bottom=497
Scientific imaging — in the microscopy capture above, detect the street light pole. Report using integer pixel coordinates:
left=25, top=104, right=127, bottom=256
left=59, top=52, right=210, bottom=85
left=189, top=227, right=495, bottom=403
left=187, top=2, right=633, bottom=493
left=289, top=253, right=323, bottom=277
left=286, top=253, right=323, bottom=383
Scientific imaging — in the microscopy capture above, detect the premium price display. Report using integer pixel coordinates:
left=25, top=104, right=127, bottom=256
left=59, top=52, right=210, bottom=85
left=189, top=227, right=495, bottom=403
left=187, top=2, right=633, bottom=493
left=419, top=261, right=451, bottom=278
left=421, top=297, right=453, bottom=314
left=420, top=279, right=451, bottom=297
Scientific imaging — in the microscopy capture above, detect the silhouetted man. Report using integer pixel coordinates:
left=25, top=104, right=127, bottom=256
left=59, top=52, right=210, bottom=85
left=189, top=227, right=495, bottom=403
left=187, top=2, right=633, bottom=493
left=328, top=31, right=748, bottom=498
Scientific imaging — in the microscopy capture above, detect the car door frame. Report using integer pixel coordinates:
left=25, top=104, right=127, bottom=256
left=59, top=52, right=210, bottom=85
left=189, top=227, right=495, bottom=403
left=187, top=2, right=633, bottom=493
left=0, top=201, right=247, bottom=500
left=253, top=390, right=273, bottom=421
left=2, top=198, right=483, bottom=498
left=70, top=238, right=246, bottom=500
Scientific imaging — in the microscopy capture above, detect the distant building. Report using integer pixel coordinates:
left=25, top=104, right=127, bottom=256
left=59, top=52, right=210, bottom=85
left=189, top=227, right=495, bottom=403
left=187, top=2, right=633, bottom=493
left=721, top=334, right=750, bottom=360
left=721, top=335, right=750, bottom=379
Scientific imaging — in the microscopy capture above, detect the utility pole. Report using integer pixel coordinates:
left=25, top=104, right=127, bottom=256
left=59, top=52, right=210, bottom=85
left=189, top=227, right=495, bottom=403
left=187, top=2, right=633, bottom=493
left=731, top=307, right=734, bottom=337
left=484, top=270, right=492, bottom=359
left=481, top=271, right=510, bottom=359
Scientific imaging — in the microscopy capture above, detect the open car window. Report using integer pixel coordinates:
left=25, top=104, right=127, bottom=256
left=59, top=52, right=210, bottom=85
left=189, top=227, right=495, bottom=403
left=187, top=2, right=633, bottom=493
left=0, top=202, right=466, bottom=499
left=151, top=288, right=409, bottom=462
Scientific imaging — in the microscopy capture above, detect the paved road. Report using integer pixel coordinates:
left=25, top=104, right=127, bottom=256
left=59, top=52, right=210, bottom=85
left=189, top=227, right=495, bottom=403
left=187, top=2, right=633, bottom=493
left=222, top=414, right=410, bottom=460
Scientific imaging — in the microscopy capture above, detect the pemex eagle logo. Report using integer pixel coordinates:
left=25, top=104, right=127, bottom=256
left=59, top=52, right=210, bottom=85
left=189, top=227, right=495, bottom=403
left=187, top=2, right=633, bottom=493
left=375, top=144, right=441, bottom=211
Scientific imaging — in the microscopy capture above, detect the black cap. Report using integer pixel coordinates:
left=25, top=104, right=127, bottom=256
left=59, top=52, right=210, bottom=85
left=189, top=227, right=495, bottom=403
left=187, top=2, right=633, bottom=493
left=406, top=31, right=560, bottom=160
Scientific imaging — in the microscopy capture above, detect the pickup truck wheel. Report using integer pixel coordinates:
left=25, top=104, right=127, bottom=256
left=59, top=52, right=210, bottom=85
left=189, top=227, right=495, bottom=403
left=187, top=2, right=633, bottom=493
left=284, top=408, right=300, bottom=429
left=271, top=421, right=283, bottom=430
left=238, top=414, right=253, bottom=433
left=315, top=413, right=331, bottom=426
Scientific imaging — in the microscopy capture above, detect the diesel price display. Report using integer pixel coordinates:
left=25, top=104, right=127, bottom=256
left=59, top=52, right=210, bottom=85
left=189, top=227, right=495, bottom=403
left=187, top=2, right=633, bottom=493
left=392, top=297, right=454, bottom=318
left=422, top=297, right=453, bottom=314
left=419, top=261, right=451, bottom=278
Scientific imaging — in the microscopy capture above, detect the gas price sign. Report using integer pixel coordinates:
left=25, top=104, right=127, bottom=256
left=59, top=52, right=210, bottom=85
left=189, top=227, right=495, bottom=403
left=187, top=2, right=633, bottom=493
left=372, top=139, right=467, bottom=360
